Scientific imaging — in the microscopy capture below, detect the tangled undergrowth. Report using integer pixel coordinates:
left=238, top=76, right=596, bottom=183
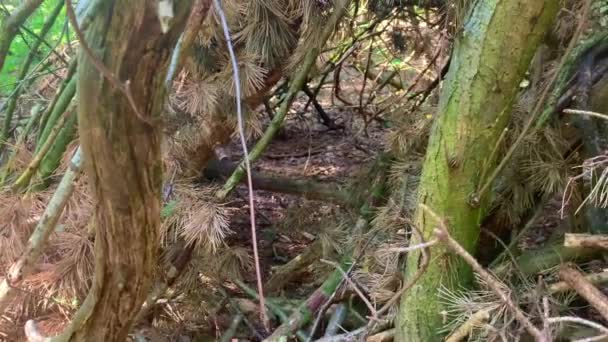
left=0, top=0, right=608, bottom=341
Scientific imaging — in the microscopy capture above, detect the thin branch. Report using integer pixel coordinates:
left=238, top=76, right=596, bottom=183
left=421, top=204, right=548, bottom=341
left=380, top=239, right=438, bottom=254
left=12, top=106, right=74, bottom=192
left=358, top=37, right=374, bottom=112
left=212, top=0, right=267, bottom=329
left=548, top=270, right=608, bottom=294
left=575, top=335, right=608, bottom=342
left=64, top=0, right=152, bottom=125
left=564, top=109, right=608, bottom=121
left=548, top=316, right=608, bottom=338
left=321, top=259, right=377, bottom=318
left=323, top=303, right=347, bottom=338
left=219, top=314, right=244, bottom=342
left=372, top=225, right=433, bottom=319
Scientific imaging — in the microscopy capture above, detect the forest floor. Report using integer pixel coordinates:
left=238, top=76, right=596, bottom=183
left=0, top=67, right=391, bottom=341
left=2, top=43, right=592, bottom=342
left=198, top=86, right=388, bottom=341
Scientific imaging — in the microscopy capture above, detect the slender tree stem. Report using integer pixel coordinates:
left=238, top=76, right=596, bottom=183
left=0, top=0, right=45, bottom=73
left=13, top=106, right=74, bottom=192
left=0, top=0, right=65, bottom=149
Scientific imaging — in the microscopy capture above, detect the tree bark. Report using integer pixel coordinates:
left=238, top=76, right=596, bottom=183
left=66, top=1, right=193, bottom=340
left=395, top=1, right=559, bottom=340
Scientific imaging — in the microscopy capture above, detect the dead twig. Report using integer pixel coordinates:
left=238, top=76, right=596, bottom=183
left=559, top=264, right=608, bottom=322
left=564, top=109, right=608, bottom=121
left=372, top=226, right=434, bottom=319
left=548, top=316, right=608, bottom=340
left=548, top=270, right=608, bottom=294
left=422, top=204, right=548, bottom=341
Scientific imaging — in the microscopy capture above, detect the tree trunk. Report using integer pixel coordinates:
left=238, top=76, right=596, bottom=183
left=395, top=1, right=559, bottom=340
left=66, top=1, right=193, bottom=340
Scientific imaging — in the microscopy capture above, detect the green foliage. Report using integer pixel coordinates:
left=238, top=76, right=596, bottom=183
left=0, top=0, right=66, bottom=95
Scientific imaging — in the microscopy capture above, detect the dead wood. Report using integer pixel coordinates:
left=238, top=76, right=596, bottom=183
left=559, top=264, right=608, bottom=322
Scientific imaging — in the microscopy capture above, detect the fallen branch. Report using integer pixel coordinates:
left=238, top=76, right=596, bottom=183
left=493, top=242, right=600, bottom=277
left=216, top=287, right=265, bottom=341
left=264, top=257, right=352, bottom=342
left=312, top=326, right=392, bottom=342
left=366, top=328, right=395, bottom=342
left=314, top=327, right=365, bottom=342
left=233, top=279, right=309, bottom=341
left=266, top=240, right=323, bottom=293
left=321, top=259, right=376, bottom=317
left=205, top=158, right=352, bottom=205
left=564, top=109, right=608, bottom=121
left=548, top=270, right=608, bottom=294
left=219, top=313, right=244, bottom=342
left=564, top=233, right=608, bottom=249
left=559, top=264, right=608, bottom=321
left=323, top=303, right=347, bottom=338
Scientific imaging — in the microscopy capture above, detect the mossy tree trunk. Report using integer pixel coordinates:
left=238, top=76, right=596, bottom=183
left=396, top=1, right=559, bottom=341
left=66, top=1, right=193, bottom=340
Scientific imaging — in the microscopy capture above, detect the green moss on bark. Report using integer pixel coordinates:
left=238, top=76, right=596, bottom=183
left=395, top=1, right=559, bottom=340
